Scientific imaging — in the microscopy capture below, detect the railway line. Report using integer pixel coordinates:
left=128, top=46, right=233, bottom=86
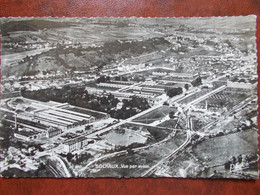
left=141, top=130, right=194, bottom=177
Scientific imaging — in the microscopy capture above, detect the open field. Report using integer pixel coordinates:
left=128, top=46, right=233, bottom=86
left=158, top=118, right=187, bottom=130
left=164, top=128, right=258, bottom=178
left=121, top=123, right=172, bottom=142
left=193, top=129, right=258, bottom=167
left=132, top=106, right=177, bottom=124
left=179, top=88, right=213, bottom=104
left=101, top=128, right=148, bottom=147
left=195, top=88, right=251, bottom=111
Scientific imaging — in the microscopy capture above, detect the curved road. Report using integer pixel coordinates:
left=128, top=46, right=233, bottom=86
left=38, top=153, right=71, bottom=177
left=141, top=130, right=193, bottom=177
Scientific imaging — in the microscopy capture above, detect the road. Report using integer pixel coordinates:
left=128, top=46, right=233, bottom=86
left=38, top=153, right=71, bottom=177
left=141, top=130, right=193, bottom=177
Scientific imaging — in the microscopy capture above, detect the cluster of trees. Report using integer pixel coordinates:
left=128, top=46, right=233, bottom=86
left=96, top=75, right=111, bottom=83
left=184, top=83, right=189, bottom=90
left=0, top=120, right=13, bottom=150
left=96, top=75, right=128, bottom=83
left=224, top=155, right=244, bottom=170
left=230, top=76, right=257, bottom=84
left=166, top=87, right=183, bottom=98
left=21, top=85, right=150, bottom=119
left=61, top=152, right=92, bottom=165
left=114, top=142, right=146, bottom=153
left=109, top=96, right=150, bottom=119
left=114, top=76, right=128, bottom=81
left=191, top=77, right=202, bottom=87
left=22, top=85, right=88, bottom=104
left=224, top=154, right=256, bottom=170
left=22, top=85, right=117, bottom=112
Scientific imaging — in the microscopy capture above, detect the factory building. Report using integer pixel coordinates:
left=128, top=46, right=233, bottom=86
left=63, top=136, right=91, bottom=153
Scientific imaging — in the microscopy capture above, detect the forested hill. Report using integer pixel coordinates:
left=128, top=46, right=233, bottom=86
left=0, top=19, right=74, bottom=36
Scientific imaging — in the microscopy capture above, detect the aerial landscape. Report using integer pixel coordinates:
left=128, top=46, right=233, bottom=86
left=0, top=16, right=258, bottom=178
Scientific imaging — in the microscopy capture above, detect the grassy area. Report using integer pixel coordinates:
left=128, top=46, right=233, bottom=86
left=164, top=128, right=258, bottom=178
left=132, top=106, right=176, bottom=124
left=193, top=129, right=258, bottom=167
left=196, top=88, right=250, bottom=111
left=101, top=128, right=148, bottom=147
left=158, top=118, right=187, bottom=130
left=165, top=149, right=198, bottom=178
left=122, top=123, right=172, bottom=143
left=179, top=88, right=212, bottom=104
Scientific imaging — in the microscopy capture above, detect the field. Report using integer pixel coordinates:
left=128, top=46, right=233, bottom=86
left=101, top=128, right=148, bottom=147
left=193, top=129, right=258, bottom=167
left=84, top=122, right=173, bottom=157
left=132, top=106, right=177, bottom=124
left=195, top=88, right=251, bottom=111
left=164, top=128, right=258, bottom=178
left=158, top=118, right=187, bottom=130
left=122, top=123, right=172, bottom=142
left=191, top=118, right=212, bottom=131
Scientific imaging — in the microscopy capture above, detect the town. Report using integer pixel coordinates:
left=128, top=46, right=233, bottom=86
left=0, top=16, right=258, bottom=178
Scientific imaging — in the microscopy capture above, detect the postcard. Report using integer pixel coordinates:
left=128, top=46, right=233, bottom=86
left=0, top=16, right=258, bottom=178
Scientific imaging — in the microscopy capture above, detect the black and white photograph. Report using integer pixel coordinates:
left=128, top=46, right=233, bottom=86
left=0, top=16, right=258, bottom=179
